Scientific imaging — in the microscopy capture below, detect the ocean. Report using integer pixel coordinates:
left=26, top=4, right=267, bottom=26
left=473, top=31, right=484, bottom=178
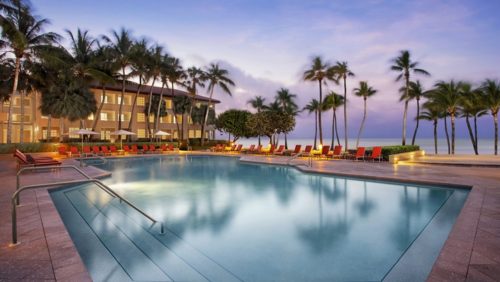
left=232, top=137, right=497, bottom=155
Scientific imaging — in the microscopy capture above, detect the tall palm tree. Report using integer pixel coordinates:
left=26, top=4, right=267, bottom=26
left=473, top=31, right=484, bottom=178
left=143, top=44, right=164, bottom=138
left=275, top=88, right=297, bottom=149
left=0, top=1, right=59, bottom=143
left=127, top=39, right=150, bottom=133
left=390, top=50, right=430, bottom=146
left=399, top=80, right=425, bottom=145
left=303, top=56, right=336, bottom=146
left=323, top=91, right=345, bottom=148
left=419, top=102, right=442, bottom=154
left=102, top=28, right=134, bottom=132
left=184, top=66, right=203, bottom=143
left=353, top=81, right=377, bottom=148
left=154, top=53, right=171, bottom=136
left=429, top=80, right=463, bottom=154
left=481, top=79, right=500, bottom=155
left=332, top=61, right=354, bottom=150
left=247, top=95, right=266, bottom=146
left=459, top=83, right=486, bottom=155
left=304, top=99, right=321, bottom=149
left=203, top=63, right=235, bottom=145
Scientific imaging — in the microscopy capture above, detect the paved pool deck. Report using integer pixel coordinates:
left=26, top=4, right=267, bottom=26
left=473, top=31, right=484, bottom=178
left=0, top=152, right=499, bottom=281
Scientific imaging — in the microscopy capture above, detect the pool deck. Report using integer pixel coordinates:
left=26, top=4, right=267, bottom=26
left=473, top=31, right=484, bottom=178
left=0, top=152, right=499, bottom=281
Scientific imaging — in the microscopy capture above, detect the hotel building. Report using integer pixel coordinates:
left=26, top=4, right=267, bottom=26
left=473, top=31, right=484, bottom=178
left=0, top=83, right=219, bottom=143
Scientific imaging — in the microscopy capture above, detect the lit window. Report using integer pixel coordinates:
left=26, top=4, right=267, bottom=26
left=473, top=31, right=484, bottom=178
left=137, top=113, right=145, bottom=122
left=137, top=97, right=145, bottom=106
left=100, top=113, right=108, bottom=121
left=137, top=129, right=146, bottom=138
left=88, top=113, right=94, bottom=120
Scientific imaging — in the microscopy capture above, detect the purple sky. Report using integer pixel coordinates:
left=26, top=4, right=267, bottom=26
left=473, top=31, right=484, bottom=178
left=33, top=0, right=500, bottom=139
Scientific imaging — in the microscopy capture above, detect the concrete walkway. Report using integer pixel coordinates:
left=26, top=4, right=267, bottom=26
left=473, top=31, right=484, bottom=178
left=0, top=152, right=499, bottom=281
left=403, top=154, right=500, bottom=167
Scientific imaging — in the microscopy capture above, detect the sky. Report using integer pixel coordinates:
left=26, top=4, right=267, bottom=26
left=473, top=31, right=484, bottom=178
left=32, top=0, right=500, bottom=139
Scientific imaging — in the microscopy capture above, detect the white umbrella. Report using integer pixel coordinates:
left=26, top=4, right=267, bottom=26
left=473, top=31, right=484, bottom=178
left=154, top=130, right=171, bottom=146
left=68, top=129, right=100, bottom=150
left=111, top=129, right=136, bottom=150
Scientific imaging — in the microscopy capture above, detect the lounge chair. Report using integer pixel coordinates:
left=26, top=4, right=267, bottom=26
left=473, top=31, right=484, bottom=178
left=100, top=146, right=111, bottom=156
left=250, top=145, right=262, bottom=154
left=263, top=144, right=276, bottom=155
left=123, top=145, right=131, bottom=154
left=290, top=145, right=302, bottom=156
left=70, top=146, right=81, bottom=157
left=131, top=144, right=141, bottom=154
left=319, top=145, right=331, bottom=158
left=92, top=146, right=103, bottom=156
left=58, top=146, right=68, bottom=157
left=211, top=144, right=223, bottom=152
left=142, top=144, right=150, bottom=154
left=149, top=144, right=157, bottom=153
left=82, top=146, right=92, bottom=157
left=110, top=145, right=118, bottom=154
left=13, top=149, right=61, bottom=170
left=350, top=147, right=366, bottom=161
left=244, top=144, right=255, bottom=154
left=231, top=144, right=243, bottom=153
left=273, top=145, right=285, bottom=155
left=226, top=144, right=236, bottom=152
left=366, top=146, right=383, bottom=162
left=327, top=145, right=343, bottom=159
left=302, top=145, right=313, bottom=157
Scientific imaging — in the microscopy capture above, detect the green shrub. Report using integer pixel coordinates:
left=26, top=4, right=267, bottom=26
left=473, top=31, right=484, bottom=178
left=0, top=143, right=57, bottom=154
left=378, top=145, right=420, bottom=160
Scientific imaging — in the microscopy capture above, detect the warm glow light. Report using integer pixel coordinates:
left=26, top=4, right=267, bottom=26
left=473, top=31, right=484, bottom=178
left=318, top=144, right=323, bottom=150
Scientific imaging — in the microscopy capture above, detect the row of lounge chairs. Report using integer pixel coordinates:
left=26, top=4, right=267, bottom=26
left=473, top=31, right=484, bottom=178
left=58, top=144, right=176, bottom=157
left=211, top=144, right=383, bottom=161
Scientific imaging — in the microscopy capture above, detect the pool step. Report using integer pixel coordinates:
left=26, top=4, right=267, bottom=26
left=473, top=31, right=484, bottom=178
left=66, top=187, right=240, bottom=282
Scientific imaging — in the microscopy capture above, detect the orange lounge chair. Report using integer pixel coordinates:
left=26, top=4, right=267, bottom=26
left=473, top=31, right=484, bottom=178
left=234, top=144, right=243, bottom=153
left=83, top=146, right=92, bottom=157
left=70, top=146, right=81, bottom=157
left=302, top=145, right=313, bottom=157
left=350, top=147, right=366, bottom=161
left=161, top=144, right=168, bottom=152
left=273, top=145, right=285, bottom=155
left=92, top=146, right=103, bottom=156
left=14, top=149, right=61, bottom=170
left=319, top=145, right=331, bottom=158
left=168, top=144, right=174, bottom=151
left=110, top=145, right=118, bottom=154
left=142, top=144, right=150, bottom=154
left=263, top=144, right=276, bottom=155
left=149, top=144, right=157, bottom=153
left=131, top=144, right=141, bottom=154
left=244, top=145, right=255, bottom=154
left=327, top=145, right=343, bottom=159
left=291, top=145, right=302, bottom=156
left=58, top=146, right=68, bottom=157
left=123, top=145, right=131, bottom=153
left=366, top=146, right=383, bottom=162
left=100, top=146, right=111, bottom=156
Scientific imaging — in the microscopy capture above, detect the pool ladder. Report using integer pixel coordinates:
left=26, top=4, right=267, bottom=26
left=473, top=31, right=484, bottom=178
left=12, top=165, right=164, bottom=245
left=286, top=153, right=313, bottom=167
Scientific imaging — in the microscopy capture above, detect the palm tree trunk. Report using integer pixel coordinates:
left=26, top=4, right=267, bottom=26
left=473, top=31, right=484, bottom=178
left=47, top=115, right=52, bottom=142
left=343, top=76, right=348, bottom=151
left=444, top=115, right=450, bottom=154
left=91, top=86, right=106, bottom=140
left=494, top=113, right=498, bottom=155
left=334, top=109, right=341, bottom=146
left=146, top=77, right=157, bottom=139
left=155, top=82, right=166, bottom=132
left=313, top=110, right=318, bottom=149
left=318, top=80, right=323, bottom=146
left=284, top=133, right=288, bottom=149
left=128, top=79, right=142, bottom=132
left=451, top=112, right=455, bottom=154
left=7, top=57, right=21, bottom=144
left=59, top=118, right=64, bottom=142
left=356, top=98, right=367, bottom=148
left=465, top=115, right=478, bottom=155
left=402, top=100, right=408, bottom=146
left=331, top=107, right=335, bottom=148
left=186, top=95, right=195, bottom=146
left=201, top=88, right=215, bottom=146
left=433, top=120, right=438, bottom=154
left=474, top=115, right=478, bottom=152
left=118, top=67, right=126, bottom=133
left=19, top=90, right=24, bottom=143
left=411, top=97, right=420, bottom=145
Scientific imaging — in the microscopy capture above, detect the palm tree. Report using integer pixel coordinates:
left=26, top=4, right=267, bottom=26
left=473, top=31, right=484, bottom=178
left=247, top=95, right=266, bottom=146
left=127, top=39, right=150, bottom=134
left=332, top=61, right=354, bottom=150
left=399, top=80, right=425, bottom=145
left=304, top=99, right=321, bottom=149
left=353, top=81, right=377, bottom=148
left=154, top=53, right=171, bottom=135
left=429, top=80, right=463, bottom=154
left=0, top=1, right=59, bottom=143
left=459, top=83, right=487, bottom=155
left=390, top=50, right=430, bottom=145
left=419, top=102, right=442, bottom=154
left=203, top=63, right=235, bottom=145
left=481, top=79, right=500, bottom=155
left=143, top=44, right=164, bottom=138
left=275, top=88, right=297, bottom=149
left=323, top=91, right=345, bottom=148
left=184, top=66, right=204, bottom=143
left=303, top=56, right=336, bottom=146
left=102, top=28, right=134, bottom=132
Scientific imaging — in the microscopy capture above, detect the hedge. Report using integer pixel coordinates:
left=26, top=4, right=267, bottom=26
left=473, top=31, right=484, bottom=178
left=377, top=145, right=420, bottom=161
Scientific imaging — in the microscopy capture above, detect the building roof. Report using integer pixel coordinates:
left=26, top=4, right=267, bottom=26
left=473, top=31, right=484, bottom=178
left=90, top=82, right=220, bottom=104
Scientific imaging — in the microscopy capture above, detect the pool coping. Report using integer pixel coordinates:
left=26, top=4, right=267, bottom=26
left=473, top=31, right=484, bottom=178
left=2, top=152, right=498, bottom=281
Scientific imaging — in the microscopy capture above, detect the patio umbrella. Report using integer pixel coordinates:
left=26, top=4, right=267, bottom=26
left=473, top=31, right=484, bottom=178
left=68, top=129, right=100, bottom=149
left=111, top=129, right=136, bottom=150
left=154, top=130, right=171, bottom=146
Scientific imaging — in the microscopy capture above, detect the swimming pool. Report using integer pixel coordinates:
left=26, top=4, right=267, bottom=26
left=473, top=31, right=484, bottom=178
left=51, top=156, right=468, bottom=281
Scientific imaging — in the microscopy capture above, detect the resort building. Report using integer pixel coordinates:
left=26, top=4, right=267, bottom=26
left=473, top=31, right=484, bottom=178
left=0, top=83, right=219, bottom=143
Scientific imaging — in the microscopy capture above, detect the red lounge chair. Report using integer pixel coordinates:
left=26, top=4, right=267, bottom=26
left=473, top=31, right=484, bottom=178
left=131, top=144, right=141, bottom=154
left=149, top=144, right=157, bottom=153
left=366, top=146, right=383, bottom=162
left=254, top=145, right=263, bottom=154
left=83, top=146, right=92, bottom=156
left=58, top=146, right=68, bottom=157
left=168, top=144, right=174, bottom=151
left=234, top=144, right=243, bottom=153
left=273, top=145, right=285, bottom=155
left=291, top=145, right=302, bottom=156
left=142, top=144, right=150, bottom=154
left=110, top=145, right=118, bottom=154
left=319, top=145, right=331, bottom=158
left=263, top=144, right=276, bottom=155
left=100, top=146, right=111, bottom=156
left=92, top=146, right=103, bottom=156
left=14, top=149, right=61, bottom=170
left=70, top=146, right=80, bottom=157
left=302, top=145, right=313, bottom=157
left=244, top=144, right=255, bottom=154
left=327, top=145, right=343, bottom=159
left=161, top=144, right=167, bottom=152
left=123, top=145, right=131, bottom=153
left=351, top=147, right=366, bottom=161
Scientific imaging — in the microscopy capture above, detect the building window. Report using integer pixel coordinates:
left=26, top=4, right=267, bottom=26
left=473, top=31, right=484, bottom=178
left=137, top=129, right=146, bottom=138
left=137, top=97, right=145, bottom=106
left=69, top=127, right=80, bottom=138
left=120, top=112, right=131, bottom=122
left=101, top=128, right=113, bottom=140
left=100, top=112, right=108, bottom=121
left=42, top=129, right=59, bottom=139
left=88, top=113, right=94, bottom=120
left=175, top=114, right=183, bottom=124
left=137, top=113, right=145, bottom=122
left=165, top=99, right=172, bottom=109
left=160, top=115, right=172, bottom=123
left=117, top=95, right=131, bottom=105
left=103, top=94, right=113, bottom=104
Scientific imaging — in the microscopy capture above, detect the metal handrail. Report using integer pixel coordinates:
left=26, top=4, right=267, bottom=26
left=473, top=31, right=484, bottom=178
left=16, top=165, right=115, bottom=205
left=11, top=178, right=164, bottom=244
left=286, top=152, right=302, bottom=165
left=79, top=154, right=108, bottom=167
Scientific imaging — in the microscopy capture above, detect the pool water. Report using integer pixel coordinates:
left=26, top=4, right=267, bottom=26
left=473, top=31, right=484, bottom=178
left=51, top=156, right=468, bottom=281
